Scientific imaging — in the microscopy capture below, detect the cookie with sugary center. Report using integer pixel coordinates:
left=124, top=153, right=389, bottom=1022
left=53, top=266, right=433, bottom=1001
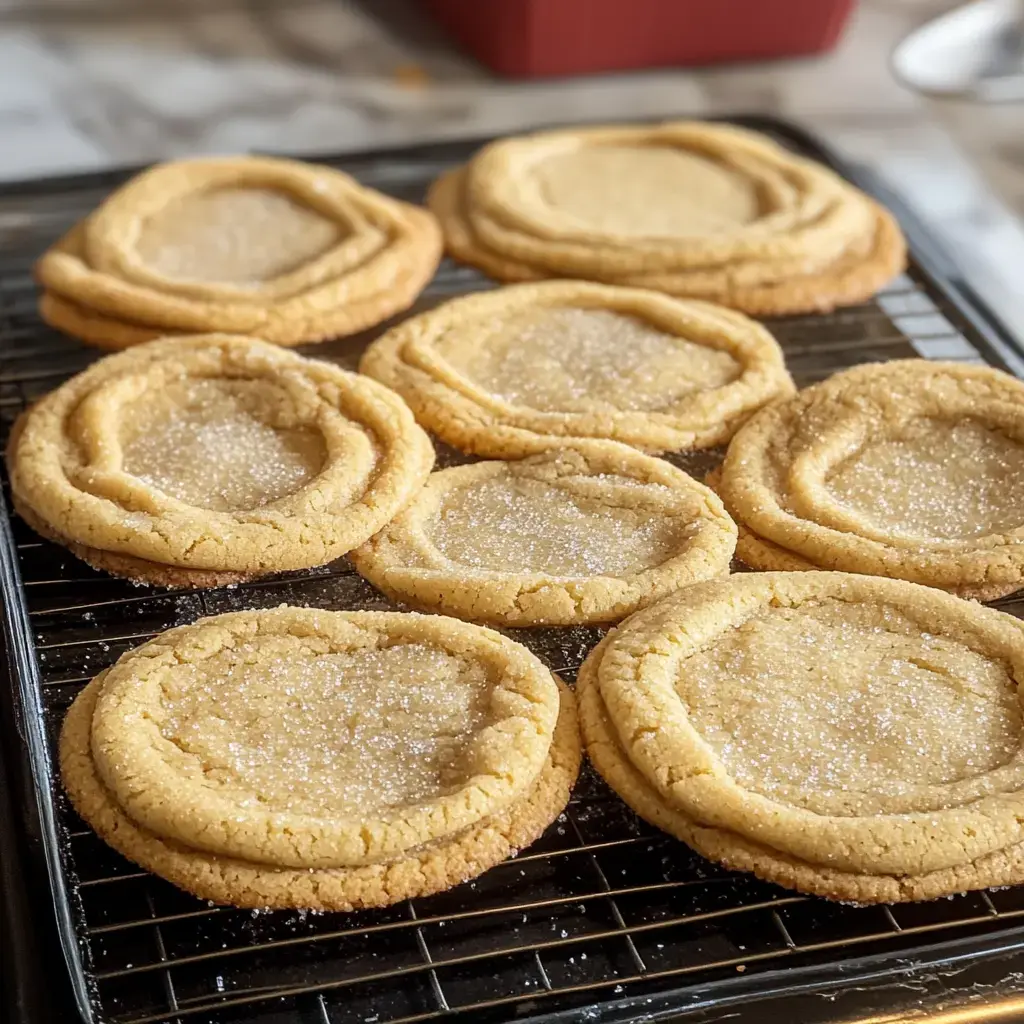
left=578, top=626, right=1024, bottom=904
left=361, top=280, right=793, bottom=457
left=428, top=122, right=906, bottom=316
left=714, top=360, right=1024, bottom=599
left=582, top=571, right=1024, bottom=902
left=89, top=608, right=560, bottom=866
left=35, top=156, right=443, bottom=347
left=61, top=608, right=580, bottom=910
left=351, top=444, right=736, bottom=626
left=7, top=334, right=434, bottom=586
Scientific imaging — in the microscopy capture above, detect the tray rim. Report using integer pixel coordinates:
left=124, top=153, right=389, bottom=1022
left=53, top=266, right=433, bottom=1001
left=2, top=112, right=1024, bottom=1024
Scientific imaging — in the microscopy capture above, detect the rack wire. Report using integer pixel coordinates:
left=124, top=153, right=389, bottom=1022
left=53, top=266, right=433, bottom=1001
left=3, top=120, right=1024, bottom=1024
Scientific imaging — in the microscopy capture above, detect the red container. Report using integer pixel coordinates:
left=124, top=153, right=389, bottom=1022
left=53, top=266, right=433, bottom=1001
left=419, top=0, right=856, bottom=78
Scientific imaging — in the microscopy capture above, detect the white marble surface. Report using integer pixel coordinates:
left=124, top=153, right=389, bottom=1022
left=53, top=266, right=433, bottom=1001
left=1, top=0, right=1022, bottom=336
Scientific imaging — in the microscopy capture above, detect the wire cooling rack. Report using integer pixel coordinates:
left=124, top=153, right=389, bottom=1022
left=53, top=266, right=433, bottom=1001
left=3, top=118, right=1024, bottom=1024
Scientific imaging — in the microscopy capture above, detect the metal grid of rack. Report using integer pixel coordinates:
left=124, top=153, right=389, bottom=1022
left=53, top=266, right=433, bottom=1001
left=3, top=123, right=1024, bottom=1024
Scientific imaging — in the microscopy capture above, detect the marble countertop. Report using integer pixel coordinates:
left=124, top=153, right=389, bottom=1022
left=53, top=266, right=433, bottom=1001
left=1, top=0, right=1022, bottom=336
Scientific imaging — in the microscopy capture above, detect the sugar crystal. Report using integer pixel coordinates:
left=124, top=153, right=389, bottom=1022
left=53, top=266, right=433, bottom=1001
left=158, top=638, right=495, bottom=817
left=436, top=306, right=739, bottom=414
left=433, top=473, right=694, bottom=577
left=678, top=600, right=1020, bottom=811
left=825, top=418, right=1024, bottom=539
left=121, top=379, right=324, bottom=511
left=136, top=186, right=343, bottom=285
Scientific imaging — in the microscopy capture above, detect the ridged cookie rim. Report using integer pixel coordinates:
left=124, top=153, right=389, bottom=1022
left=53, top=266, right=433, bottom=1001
left=704, top=465, right=1021, bottom=602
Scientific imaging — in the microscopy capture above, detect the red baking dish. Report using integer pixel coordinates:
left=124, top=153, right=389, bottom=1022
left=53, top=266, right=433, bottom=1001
left=419, top=0, right=857, bottom=78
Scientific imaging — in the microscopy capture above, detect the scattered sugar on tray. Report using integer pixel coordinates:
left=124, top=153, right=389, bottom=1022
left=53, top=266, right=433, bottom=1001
left=158, top=639, right=495, bottom=817
left=825, top=418, right=1024, bottom=539
left=433, top=474, right=695, bottom=577
left=136, top=187, right=343, bottom=285
left=677, top=600, right=1021, bottom=809
left=439, top=306, right=740, bottom=414
left=121, top=380, right=325, bottom=512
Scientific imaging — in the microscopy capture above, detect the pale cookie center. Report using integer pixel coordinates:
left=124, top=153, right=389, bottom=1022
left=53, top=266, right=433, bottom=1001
left=135, top=187, right=344, bottom=285
left=825, top=419, right=1024, bottom=540
left=676, top=601, right=1021, bottom=808
left=532, top=145, right=761, bottom=237
left=433, top=474, right=693, bottom=577
left=121, top=380, right=325, bottom=511
left=159, top=641, right=494, bottom=816
left=437, top=307, right=740, bottom=414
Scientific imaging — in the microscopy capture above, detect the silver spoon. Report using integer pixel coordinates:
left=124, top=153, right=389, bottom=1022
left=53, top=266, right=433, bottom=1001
left=892, top=0, right=1024, bottom=103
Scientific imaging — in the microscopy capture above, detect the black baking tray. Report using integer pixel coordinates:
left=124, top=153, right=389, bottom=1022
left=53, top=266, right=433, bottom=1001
left=3, top=116, right=1024, bottom=1024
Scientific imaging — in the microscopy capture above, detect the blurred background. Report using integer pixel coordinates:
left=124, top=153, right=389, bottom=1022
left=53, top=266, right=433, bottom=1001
left=0, top=0, right=1021, bottom=328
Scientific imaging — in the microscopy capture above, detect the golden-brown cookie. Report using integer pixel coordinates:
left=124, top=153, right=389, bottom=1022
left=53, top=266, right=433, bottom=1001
left=360, top=280, right=794, bottom=457
left=428, top=123, right=907, bottom=316
left=62, top=664, right=581, bottom=911
left=589, top=571, right=1024, bottom=884
left=467, top=124, right=873, bottom=273
left=432, top=167, right=906, bottom=318
left=716, top=360, right=1024, bottom=598
left=7, top=335, right=434, bottom=586
left=89, top=608, right=561, bottom=867
left=351, top=443, right=736, bottom=626
left=578, top=632, right=1024, bottom=904
left=36, top=157, right=443, bottom=347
